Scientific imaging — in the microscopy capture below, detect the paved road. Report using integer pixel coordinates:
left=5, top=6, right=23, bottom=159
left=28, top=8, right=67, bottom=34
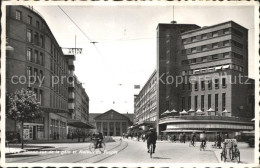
left=6, top=137, right=254, bottom=163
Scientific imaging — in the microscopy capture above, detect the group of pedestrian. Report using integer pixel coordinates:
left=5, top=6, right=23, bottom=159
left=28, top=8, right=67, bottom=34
left=179, top=133, right=187, bottom=143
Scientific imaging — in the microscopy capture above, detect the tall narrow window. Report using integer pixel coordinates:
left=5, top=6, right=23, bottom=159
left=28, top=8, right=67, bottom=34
left=27, top=15, right=32, bottom=24
left=39, top=70, right=43, bottom=81
left=26, top=66, right=32, bottom=77
left=36, top=21, right=40, bottom=28
left=195, top=81, right=198, bottom=91
left=222, top=78, right=227, bottom=87
left=188, top=82, right=191, bottom=90
left=215, top=94, right=219, bottom=112
left=16, top=10, right=22, bottom=20
left=222, top=93, right=226, bottom=111
left=39, top=52, right=44, bottom=66
left=27, top=29, right=32, bottom=43
left=195, top=96, right=198, bottom=111
left=208, top=94, right=211, bottom=109
left=34, top=50, right=38, bottom=64
left=40, top=35, right=44, bottom=48
left=27, top=48, right=32, bottom=62
left=39, top=90, right=43, bottom=105
left=188, top=96, right=191, bottom=110
left=182, top=97, right=185, bottom=110
left=201, top=81, right=205, bottom=90
left=215, top=79, right=219, bottom=89
left=34, top=32, right=39, bottom=45
left=201, top=95, right=204, bottom=111
left=208, top=80, right=212, bottom=90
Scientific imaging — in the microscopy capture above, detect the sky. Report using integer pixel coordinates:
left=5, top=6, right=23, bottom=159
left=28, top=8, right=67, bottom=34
left=32, top=5, right=256, bottom=114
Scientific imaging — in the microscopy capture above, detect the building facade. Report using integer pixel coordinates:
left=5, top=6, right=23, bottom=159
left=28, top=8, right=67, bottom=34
left=134, top=21, right=254, bottom=139
left=89, top=109, right=133, bottom=136
left=5, top=6, right=92, bottom=140
left=134, top=70, right=157, bottom=130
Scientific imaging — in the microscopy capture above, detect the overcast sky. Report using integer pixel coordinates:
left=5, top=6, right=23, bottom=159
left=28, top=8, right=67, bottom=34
left=32, top=5, right=256, bottom=114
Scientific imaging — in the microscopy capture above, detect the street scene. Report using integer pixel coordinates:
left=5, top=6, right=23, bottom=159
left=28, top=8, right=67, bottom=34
left=3, top=2, right=257, bottom=166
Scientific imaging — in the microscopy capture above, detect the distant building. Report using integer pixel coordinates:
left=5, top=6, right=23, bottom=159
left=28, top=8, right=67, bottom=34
left=134, top=21, right=254, bottom=139
left=89, top=109, right=133, bottom=136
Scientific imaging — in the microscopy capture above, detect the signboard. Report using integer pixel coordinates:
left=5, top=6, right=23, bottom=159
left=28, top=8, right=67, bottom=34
left=23, top=129, right=30, bottom=139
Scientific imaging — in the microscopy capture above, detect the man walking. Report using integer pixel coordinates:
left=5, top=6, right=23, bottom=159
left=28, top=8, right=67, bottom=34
left=146, top=128, right=157, bottom=153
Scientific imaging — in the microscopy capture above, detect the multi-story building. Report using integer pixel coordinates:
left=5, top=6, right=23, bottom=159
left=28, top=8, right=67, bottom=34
left=134, top=21, right=254, bottom=140
left=133, top=70, right=157, bottom=130
left=67, top=75, right=92, bottom=135
left=5, top=6, right=93, bottom=140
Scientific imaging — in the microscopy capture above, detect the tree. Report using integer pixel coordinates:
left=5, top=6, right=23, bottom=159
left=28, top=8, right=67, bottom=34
left=6, top=88, right=42, bottom=149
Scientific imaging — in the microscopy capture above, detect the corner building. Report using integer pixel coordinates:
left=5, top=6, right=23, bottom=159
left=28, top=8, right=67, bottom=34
left=5, top=6, right=92, bottom=140
left=134, top=21, right=254, bottom=140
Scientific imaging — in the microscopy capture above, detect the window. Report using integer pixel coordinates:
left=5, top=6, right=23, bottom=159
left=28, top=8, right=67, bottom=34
left=223, top=28, right=229, bottom=34
left=27, top=48, right=32, bottom=62
left=34, top=50, right=38, bottom=64
left=215, top=79, right=219, bottom=89
left=27, top=29, right=32, bottom=43
left=201, top=81, right=205, bottom=90
left=212, top=31, right=218, bottom=37
left=201, top=45, right=207, bottom=51
left=212, top=54, right=218, bottom=60
left=195, top=81, right=198, bottom=91
left=222, top=78, right=227, bottom=87
left=191, top=37, right=196, bottom=42
left=232, top=40, right=243, bottom=49
left=195, top=96, right=198, bottom=111
left=182, top=97, right=185, bottom=110
left=39, top=52, right=44, bottom=66
left=208, top=94, right=211, bottom=109
left=223, top=52, right=230, bottom=58
left=191, top=58, right=196, bottom=64
left=223, top=40, right=230, bottom=46
left=39, top=35, right=44, bottom=48
left=39, top=70, right=43, bottom=81
left=36, top=21, right=40, bottom=28
left=201, top=56, right=207, bottom=62
left=233, top=52, right=243, bottom=60
left=215, top=94, right=219, bottom=112
left=182, top=39, right=187, bottom=44
left=191, top=47, right=196, bottom=53
left=27, top=15, right=32, bottom=25
left=34, top=88, right=38, bottom=99
left=208, top=80, right=212, bottom=90
left=188, top=96, right=191, bottom=110
left=15, top=10, right=22, bottom=20
left=201, top=95, right=204, bottom=111
left=212, top=43, right=218, bottom=48
left=222, top=93, right=226, bottom=111
left=34, top=68, right=38, bottom=78
left=34, top=32, right=39, bottom=45
left=27, top=66, right=32, bottom=77
left=202, top=34, right=207, bottom=39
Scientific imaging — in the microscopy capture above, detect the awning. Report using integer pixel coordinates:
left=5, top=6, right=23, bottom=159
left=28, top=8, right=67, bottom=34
left=67, top=120, right=95, bottom=129
left=215, top=66, right=222, bottom=70
left=162, top=129, right=204, bottom=133
left=222, top=65, right=230, bottom=69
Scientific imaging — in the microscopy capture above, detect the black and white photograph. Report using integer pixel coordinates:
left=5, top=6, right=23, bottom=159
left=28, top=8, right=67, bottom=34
left=1, top=1, right=259, bottom=167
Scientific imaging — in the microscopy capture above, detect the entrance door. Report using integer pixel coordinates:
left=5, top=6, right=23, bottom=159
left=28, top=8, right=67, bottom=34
left=33, top=126, right=37, bottom=140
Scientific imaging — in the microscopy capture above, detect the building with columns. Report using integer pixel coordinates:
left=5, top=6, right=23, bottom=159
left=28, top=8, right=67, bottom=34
left=89, top=109, right=133, bottom=136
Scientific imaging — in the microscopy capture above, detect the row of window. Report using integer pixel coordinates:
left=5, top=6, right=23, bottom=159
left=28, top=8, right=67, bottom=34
left=182, top=93, right=226, bottom=112
left=181, top=52, right=243, bottom=66
left=26, top=66, right=44, bottom=83
left=27, top=87, right=43, bottom=105
left=181, top=39, right=243, bottom=55
left=181, top=78, right=227, bottom=91
left=26, top=29, right=44, bottom=48
left=50, top=91, right=68, bottom=110
left=16, top=10, right=42, bottom=29
left=27, top=48, right=44, bottom=66
left=181, top=63, right=244, bottom=76
left=182, top=27, right=243, bottom=44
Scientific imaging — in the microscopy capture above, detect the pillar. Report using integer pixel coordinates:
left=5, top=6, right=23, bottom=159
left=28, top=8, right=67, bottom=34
left=120, top=122, right=123, bottom=136
left=101, top=122, right=103, bottom=134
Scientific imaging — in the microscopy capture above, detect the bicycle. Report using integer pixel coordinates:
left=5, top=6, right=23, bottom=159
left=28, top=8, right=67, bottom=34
left=229, top=143, right=240, bottom=163
left=89, top=138, right=106, bottom=153
left=200, top=141, right=207, bottom=151
left=189, top=140, right=196, bottom=147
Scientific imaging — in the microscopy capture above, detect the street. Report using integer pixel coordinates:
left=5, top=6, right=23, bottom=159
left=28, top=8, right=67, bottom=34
left=6, top=137, right=254, bottom=163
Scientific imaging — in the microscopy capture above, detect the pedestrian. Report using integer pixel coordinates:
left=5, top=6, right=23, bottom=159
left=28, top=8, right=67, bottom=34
left=173, top=135, right=176, bottom=142
left=72, top=132, right=74, bottom=140
left=179, top=133, right=183, bottom=143
left=82, top=132, right=85, bottom=142
left=16, top=132, right=21, bottom=143
left=217, top=133, right=222, bottom=148
left=183, top=133, right=186, bottom=143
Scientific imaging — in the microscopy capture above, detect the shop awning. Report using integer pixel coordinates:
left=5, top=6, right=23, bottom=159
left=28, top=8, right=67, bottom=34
left=67, top=120, right=95, bottom=129
left=162, top=129, right=204, bottom=133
